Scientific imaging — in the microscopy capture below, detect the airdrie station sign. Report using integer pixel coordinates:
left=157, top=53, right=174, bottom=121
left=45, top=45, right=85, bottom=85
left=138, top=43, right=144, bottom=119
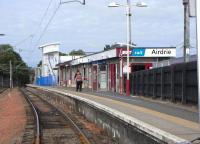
left=132, top=48, right=176, bottom=57
left=121, top=47, right=176, bottom=57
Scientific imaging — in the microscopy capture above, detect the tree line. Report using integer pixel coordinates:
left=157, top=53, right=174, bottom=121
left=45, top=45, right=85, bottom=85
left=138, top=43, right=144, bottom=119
left=0, top=44, right=31, bottom=87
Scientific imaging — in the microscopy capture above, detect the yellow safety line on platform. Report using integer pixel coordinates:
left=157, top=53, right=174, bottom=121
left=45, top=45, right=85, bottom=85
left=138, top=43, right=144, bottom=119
left=63, top=89, right=200, bottom=131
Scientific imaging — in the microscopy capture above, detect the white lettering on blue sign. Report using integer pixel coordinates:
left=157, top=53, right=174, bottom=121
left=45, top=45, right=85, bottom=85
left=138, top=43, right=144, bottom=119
left=132, top=48, right=145, bottom=56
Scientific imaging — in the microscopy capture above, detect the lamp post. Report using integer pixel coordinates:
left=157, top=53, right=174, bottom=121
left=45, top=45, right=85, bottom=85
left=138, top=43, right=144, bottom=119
left=108, top=1, right=147, bottom=96
left=183, top=0, right=190, bottom=62
left=196, top=0, right=200, bottom=123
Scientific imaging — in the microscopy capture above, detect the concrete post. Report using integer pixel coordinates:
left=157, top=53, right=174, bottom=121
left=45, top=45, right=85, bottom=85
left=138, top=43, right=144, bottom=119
left=183, top=0, right=190, bottom=62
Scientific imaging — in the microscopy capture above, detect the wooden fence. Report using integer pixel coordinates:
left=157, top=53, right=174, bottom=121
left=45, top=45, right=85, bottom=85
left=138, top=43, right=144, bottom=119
left=131, top=61, right=198, bottom=104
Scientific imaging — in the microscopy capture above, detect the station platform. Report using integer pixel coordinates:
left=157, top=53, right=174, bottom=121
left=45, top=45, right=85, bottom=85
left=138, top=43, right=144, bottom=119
left=28, top=85, right=200, bottom=144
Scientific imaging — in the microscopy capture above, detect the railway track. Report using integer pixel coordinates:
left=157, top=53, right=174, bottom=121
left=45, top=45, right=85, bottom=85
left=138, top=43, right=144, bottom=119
left=20, top=88, right=91, bottom=144
left=0, top=88, right=8, bottom=94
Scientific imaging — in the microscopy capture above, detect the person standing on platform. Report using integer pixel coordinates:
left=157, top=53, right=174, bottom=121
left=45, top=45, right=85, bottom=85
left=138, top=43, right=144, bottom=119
left=74, top=69, right=83, bottom=92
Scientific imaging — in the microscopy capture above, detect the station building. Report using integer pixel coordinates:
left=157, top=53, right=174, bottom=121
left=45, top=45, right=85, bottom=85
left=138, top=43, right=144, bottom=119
left=56, top=47, right=174, bottom=94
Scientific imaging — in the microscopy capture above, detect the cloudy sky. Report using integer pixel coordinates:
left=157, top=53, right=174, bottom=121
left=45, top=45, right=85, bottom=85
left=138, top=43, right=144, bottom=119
left=0, top=0, right=197, bottom=67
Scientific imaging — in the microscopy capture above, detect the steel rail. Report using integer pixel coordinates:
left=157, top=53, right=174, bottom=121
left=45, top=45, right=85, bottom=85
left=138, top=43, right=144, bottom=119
left=22, top=89, right=40, bottom=144
left=0, top=88, right=9, bottom=96
left=0, top=88, right=6, bottom=94
left=26, top=88, right=91, bottom=144
left=57, top=106, right=91, bottom=144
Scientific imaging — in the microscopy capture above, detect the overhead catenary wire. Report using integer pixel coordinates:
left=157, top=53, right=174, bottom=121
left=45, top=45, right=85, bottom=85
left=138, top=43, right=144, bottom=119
left=14, top=34, right=33, bottom=47
left=1, top=0, right=62, bottom=68
left=23, top=0, right=85, bottom=66
left=12, top=35, right=33, bottom=53
left=34, top=3, right=61, bottom=48
left=11, top=0, right=55, bottom=55
left=34, top=0, right=85, bottom=48
left=24, top=0, right=60, bottom=66
left=14, top=35, right=34, bottom=53
left=27, top=0, right=55, bottom=52
left=32, top=0, right=54, bottom=36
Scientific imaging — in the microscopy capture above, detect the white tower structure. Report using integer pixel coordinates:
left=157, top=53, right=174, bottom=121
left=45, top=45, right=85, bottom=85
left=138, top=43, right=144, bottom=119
left=39, top=43, right=60, bottom=85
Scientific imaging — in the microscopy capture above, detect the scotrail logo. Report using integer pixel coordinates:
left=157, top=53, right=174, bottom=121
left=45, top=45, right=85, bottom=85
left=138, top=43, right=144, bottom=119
left=132, top=48, right=146, bottom=57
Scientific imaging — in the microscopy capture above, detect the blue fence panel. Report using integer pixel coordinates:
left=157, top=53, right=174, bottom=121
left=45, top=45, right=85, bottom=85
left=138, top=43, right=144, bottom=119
left=36, top=75, right=57, bottom=86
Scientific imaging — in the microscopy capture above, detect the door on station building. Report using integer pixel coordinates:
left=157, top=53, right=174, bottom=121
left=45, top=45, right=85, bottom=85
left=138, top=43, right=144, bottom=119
left=99, top=65, right=107, bottom=91
left=92, top=65, right=98, bottom=91
left=109, top=64, right=116, bottom=92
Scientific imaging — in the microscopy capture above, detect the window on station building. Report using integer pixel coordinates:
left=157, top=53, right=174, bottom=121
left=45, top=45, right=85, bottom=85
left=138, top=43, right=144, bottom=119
left=99, top=65, right=106, bottom=71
